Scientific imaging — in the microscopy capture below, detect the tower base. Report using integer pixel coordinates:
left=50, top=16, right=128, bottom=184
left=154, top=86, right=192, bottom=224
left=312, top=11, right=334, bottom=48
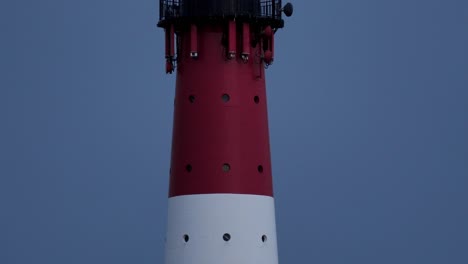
left=165, top=194, right=278, bottom=264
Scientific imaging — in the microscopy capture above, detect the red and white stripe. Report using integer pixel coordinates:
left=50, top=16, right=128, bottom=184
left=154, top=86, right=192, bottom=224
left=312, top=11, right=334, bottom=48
left=165, top=24, right=278, bottom=264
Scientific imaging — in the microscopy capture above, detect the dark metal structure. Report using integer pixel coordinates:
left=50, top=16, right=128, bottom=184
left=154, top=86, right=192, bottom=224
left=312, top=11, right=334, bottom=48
left=158, top=0, right=285, bottom=28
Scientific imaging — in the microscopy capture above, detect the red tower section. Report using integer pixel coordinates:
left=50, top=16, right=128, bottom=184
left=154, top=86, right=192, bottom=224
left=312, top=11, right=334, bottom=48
left=169, top=24, right=274, bottom=197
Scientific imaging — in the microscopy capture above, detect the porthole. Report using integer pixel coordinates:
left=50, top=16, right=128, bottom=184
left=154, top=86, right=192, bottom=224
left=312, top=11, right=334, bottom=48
left=222, top=94, right=230, bottom=102
left=258, top=165, right=264, bottom=173
left=254, top=96, right=260, bottom=104
left=222, top=163, right=231, bottom=172
left=189, top=95, right=195, bottom=103
left=223, top=233, right=231, bottom=241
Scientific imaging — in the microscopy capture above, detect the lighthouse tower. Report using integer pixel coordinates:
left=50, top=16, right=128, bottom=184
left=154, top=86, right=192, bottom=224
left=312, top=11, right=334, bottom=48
left=157, top=1, right=293, bottom=263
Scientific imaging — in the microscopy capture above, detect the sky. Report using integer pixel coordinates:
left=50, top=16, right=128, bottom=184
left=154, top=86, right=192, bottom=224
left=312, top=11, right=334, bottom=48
left=1, top=0, right=468, bottom=263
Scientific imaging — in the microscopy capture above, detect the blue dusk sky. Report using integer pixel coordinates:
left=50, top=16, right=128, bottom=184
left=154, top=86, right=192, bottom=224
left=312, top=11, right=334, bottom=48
left=1, top=0, right=467, bottom=263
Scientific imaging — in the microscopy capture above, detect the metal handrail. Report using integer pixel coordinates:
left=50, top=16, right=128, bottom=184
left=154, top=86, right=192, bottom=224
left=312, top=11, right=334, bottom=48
left=159, top=0, right=282, bottom=21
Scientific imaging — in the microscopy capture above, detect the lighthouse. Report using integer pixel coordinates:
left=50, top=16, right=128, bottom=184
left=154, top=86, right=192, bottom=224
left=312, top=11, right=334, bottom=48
left=157, top=1, right=293, bottom=263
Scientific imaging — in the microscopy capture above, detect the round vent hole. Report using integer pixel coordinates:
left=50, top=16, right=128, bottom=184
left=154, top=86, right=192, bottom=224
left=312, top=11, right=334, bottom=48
left=222, top=163, right=231, bottom=172
left=189, top=95, right=195, bottom=103
left=258, top=165, right=264, bottom=173
left=222, top=94, right=230, bottom=102
left=262, top=235, right=267, bottom=242
left=183, top=234, right=189, bottom=242
left=254, top=96, right=260, bottom=104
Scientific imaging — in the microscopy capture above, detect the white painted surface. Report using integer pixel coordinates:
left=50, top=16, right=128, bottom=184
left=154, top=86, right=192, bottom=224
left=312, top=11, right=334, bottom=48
left=165, top=194, right=279, bottom=264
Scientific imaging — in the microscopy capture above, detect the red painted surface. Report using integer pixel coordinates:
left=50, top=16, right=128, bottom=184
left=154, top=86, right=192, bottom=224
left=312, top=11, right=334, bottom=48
left=190, top=24, right=197, bottom=54
left=169, top=24, right=274, bottom=197
left=228, top=20, right=236, bottom=57
left=242, top=23, right=250, bottom=56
